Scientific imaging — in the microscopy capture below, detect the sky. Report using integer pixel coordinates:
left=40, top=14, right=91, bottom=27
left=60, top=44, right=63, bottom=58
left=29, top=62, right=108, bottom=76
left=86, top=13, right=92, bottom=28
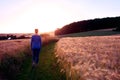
left=0, top=0, right=120, bottom=33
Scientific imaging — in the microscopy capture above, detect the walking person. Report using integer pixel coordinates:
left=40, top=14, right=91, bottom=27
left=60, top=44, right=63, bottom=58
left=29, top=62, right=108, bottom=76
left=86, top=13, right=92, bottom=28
left=31, top=29, right=42, bottom=68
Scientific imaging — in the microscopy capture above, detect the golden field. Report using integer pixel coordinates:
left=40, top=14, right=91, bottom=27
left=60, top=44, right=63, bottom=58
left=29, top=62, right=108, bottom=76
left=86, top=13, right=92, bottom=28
left=0, top=35, right=59, bottom=80
left=0, top=35, right=58, bottom=60
left=55, top=36, right=120, bottom=80
left=0, top=39, right=30, bottom=60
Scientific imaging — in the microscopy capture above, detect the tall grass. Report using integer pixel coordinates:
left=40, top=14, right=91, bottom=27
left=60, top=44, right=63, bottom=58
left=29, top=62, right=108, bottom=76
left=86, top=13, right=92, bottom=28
left=0, top=36, right=65, bottom=80
left=55, top=36, right=120, bottom=80
left=0, top=45, right=31, bottom=80
left=0, top=39, right=31, bottom=79
left=0, top=39, right=30, bottom=60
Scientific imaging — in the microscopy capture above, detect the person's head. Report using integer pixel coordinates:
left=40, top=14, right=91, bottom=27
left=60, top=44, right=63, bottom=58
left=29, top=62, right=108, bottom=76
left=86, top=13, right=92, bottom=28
left=35, top=29, right=39, bottom=34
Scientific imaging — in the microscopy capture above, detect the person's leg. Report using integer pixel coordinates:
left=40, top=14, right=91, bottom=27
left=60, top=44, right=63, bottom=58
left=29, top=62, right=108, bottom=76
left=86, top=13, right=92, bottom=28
left=32, top=49, right=36, bottom=64
left=32, top=49, right=36, bottom=66
left=35, top=49, right=40, bottom=64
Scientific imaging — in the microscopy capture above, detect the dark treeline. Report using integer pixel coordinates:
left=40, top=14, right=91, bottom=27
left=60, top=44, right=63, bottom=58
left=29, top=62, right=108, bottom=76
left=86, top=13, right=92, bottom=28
left=0, top=35, right=30, bottom=40
left=55, top=16, right=120, bottom=35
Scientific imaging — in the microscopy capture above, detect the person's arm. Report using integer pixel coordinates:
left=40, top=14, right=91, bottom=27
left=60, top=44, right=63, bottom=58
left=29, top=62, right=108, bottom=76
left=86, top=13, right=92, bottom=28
left=31, top=36, right=33, bottom=49
left=40, top=36, right=42, bottom=48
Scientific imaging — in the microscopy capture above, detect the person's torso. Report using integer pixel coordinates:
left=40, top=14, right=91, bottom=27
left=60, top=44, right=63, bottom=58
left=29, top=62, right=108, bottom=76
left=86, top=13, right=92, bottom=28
left=31, top=35, right=41, bottom=49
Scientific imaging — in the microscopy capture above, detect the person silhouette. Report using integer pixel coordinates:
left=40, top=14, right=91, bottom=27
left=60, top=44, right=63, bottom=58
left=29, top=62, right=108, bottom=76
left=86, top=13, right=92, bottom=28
left=31, top=29, right=42, bottom=68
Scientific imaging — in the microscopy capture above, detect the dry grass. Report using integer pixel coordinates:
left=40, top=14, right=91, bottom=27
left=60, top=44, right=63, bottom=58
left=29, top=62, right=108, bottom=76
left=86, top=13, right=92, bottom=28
left=0, top=36, right=59, bottom=80
left=41, top=35, right=59, bottom=45
left=0, top=35, right=58, bottom=60
left=55, top=36, right=120, bottom=80
left=0, top=39, right=30, bottom=60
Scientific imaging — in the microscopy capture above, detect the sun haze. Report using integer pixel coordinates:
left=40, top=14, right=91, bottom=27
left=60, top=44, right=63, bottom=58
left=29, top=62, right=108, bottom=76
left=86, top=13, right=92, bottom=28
left=0, top=0, right=120, bottom=33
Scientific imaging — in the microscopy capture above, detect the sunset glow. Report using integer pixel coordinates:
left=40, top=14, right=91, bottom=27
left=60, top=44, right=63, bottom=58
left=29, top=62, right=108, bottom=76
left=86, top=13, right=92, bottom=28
left=0, top=0, right=120, bottom=33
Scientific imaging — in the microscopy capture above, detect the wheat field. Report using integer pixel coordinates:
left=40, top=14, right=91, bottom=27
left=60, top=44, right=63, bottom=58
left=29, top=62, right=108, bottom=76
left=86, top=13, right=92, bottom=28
left=55, top=36, right=120, bottom=80
left=0, top=36, right=58, bottom=60
left=0, top=39, right=30, bottom=60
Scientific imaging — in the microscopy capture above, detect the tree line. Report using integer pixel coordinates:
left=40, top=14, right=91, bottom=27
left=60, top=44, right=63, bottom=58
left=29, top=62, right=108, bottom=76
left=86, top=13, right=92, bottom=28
left=55, top=16, right=120, bottom=35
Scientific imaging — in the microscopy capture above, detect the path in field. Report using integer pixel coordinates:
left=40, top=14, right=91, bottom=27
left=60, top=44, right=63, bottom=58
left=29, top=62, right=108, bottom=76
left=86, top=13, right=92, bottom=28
left=17, top=42, right=65, bottom=80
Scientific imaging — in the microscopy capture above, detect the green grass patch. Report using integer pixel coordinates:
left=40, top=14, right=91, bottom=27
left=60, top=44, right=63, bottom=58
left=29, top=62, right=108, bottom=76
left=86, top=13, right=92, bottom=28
left=58, top=29, right=120, bottom=37
left=16, top=42, right=66, bottom=80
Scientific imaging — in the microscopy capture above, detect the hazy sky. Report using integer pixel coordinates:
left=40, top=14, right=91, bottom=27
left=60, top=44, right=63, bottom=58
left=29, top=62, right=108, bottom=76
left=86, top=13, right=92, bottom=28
left=0, top=0, right=120, bottom=33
